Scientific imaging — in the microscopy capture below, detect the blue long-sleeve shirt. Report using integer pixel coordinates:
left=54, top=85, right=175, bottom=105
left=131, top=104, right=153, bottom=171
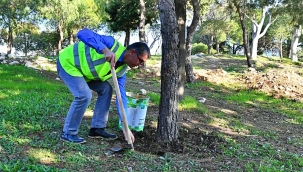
left=77, top=28, right=127, bottom=121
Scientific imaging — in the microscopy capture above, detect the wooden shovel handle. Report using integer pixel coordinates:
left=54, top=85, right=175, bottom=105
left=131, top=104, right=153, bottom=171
left=111, top=67, right=134, bottom=150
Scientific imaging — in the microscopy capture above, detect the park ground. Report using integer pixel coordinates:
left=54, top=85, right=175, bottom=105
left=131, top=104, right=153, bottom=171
left=1, top=54, right=303, bottom=171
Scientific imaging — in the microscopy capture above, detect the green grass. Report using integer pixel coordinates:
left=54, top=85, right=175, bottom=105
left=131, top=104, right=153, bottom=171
left=0, top=63, right=185, bottom=171
left=179, top=96, right=208, bottom=114
left=147, top=92, right=161, bottom=106
left=148, top=55, right=162, bottom=65
left=222, top=89, right=303, bottom=122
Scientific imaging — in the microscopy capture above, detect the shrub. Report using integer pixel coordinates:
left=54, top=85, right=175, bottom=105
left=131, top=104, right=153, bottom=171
left=191, top=43, right=208, bottom=54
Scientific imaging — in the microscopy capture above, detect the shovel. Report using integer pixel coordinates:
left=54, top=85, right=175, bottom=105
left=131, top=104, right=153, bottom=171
left=111, top=67, right=134, bottom=151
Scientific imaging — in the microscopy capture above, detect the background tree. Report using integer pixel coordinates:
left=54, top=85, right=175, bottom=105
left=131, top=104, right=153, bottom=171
left=284, top=0, right=303, bottom=62
left=289, top=25, right=302, bottom=62
left=197, top=20, right=215, bottom=54
left=105, top=0, right=158, bottom=46
left=225, top=19, right=243, bottom=54
left=157, top=0, right=179, bottom=141
left=39, top=0, right=102, bottom=52
left=245, top=0, right=280, bottom=60
left=66, top=0, right=101, bottom=45
left=0, top=0, right=40, bottom=55
left=185, top=0, right=206, bottom=84
left=0, top=29, right=8, bottom=46
left=146, top=22, right=161, bottom=51
left=39, top=0, right=80, bottom=52
left=225, top=0, right=253, bottom=67
left=265, top=13, right=292, bottom=58
left=14, top=23, right=39, bottom=56
left=94, top=0, right=110, bottom=21
left=177, top=0, right=212, bottom=99
left=198, top=3, right=231, bottom=54
left=105, top=0, right=137, bottom=46
left=31, top=31, right=60, bottom=56
left=175, top=0, right=187, bottom=100
left=197, top=19, right=233, bottom=54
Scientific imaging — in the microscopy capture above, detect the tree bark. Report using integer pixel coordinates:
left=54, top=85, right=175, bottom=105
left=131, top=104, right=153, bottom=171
left=185, top=0, right=200, bottom=83
left=149, top=35, right=160, bottom=50
left=139, top=0, right=146, bottom=43
left=24, top=32, right=28, bottom=56
left=124, top=29, right=130, bottom=47
left=216, top=41, right=220, bottom=54
left=249, top=7, right=275, bottom=60
left=175, top=0, right=186, bottom=101
left=286, top=39, right=291, bottom=58
left=7, top=26, right=13, bottom=55
left=207, top=35, right=213, bottom=54
left=68, top=29, right=74, bottom=45
left=279, top=38, right=283, bottom=59
left=139, top=0, right=147, bottom=68
left=236, top=4, right=253, bottom=67
left=157, top=0, right=179, bottom=142
left=58, top=22, right=63, bottom=54
left=289, top=25, right=302, bottom=62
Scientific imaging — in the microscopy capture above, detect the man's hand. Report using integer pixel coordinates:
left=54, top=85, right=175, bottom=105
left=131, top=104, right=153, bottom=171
left=102, top=47, right=116, bottom=68
left=123, top=128, right=135, bottom=143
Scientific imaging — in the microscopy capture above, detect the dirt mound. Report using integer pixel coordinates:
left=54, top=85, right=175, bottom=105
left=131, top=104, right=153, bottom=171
left=241, top=68, right=303, bottom=102
left=194, top=59, right=303, bottom=103
left=0, top=56, right=57, bottom=71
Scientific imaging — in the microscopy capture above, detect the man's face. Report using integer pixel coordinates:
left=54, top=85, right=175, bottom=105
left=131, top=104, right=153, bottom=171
left=126, top=49, right=148, bottom=68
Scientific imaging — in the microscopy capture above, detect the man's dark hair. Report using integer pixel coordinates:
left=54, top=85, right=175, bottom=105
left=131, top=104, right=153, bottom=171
left=127, top=42, right=151, bottom=59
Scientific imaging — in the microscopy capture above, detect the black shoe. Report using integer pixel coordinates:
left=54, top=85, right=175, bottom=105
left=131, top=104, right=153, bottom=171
left=60, top=132, right=86, bottom=144
left=88, top=128, right=118, bottom=139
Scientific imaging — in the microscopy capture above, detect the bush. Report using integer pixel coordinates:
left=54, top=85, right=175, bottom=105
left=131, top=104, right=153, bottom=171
left=191, top=43, right=208, bottom=55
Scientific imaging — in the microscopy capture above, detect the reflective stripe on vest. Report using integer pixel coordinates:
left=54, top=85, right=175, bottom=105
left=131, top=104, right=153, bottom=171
left=73, top=41, right=120, bottom=80
left=116, top=65, right=128, bottom=77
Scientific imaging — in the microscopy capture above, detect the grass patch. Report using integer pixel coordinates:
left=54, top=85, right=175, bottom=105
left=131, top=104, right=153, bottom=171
left=221, top=89, right=303, bottom=123
left=179, top=96, right=207, bottom=114
left=147, top=92, right=160, bottom=106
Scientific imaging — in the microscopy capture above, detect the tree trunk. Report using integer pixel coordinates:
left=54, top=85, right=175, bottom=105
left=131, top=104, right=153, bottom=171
left=236, top=5, right=253, bottom=67
left=246, top=30, right=250, bottom=51
left=24, top=32, right=28, bottom=56
left=185, top=55, right=195, bottom=83
left=249, top=6, right=275, bottom=60
left=68, top=29, right=74, bottom=45
left=216, top=41, right=220, bottom=54
left=175, top=0, right=186, bottom=101
left=207, top=35, right=213, bottom=54
left=289, top=25, right=302, bottom=62
left=139, top=0, right=147, bottom=68
left=157, top=0, right=179, bottom=142
left=185, top=0, right=200, bottom=84
left=233, top=44, right=237, bottom=54
left=250, top=19, right=259, bottom=60
left=279, top=38, right=283, bottom=59
left=7, top=27, right=13, bottom=55
left=286, top=39, right=291, bottom=58
left=124, top=29, right=130, bottom=47
left=58, top=22, right=63, bottom=54
left=251, top=35, right=259, bottom=60
left=139, top=0, right=146, bottom=43
left=149, top=35, right=160, bottom=50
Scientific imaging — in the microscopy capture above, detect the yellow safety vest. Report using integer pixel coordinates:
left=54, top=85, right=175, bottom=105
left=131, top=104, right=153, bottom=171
left=59, top=40, right=127, bottom=82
